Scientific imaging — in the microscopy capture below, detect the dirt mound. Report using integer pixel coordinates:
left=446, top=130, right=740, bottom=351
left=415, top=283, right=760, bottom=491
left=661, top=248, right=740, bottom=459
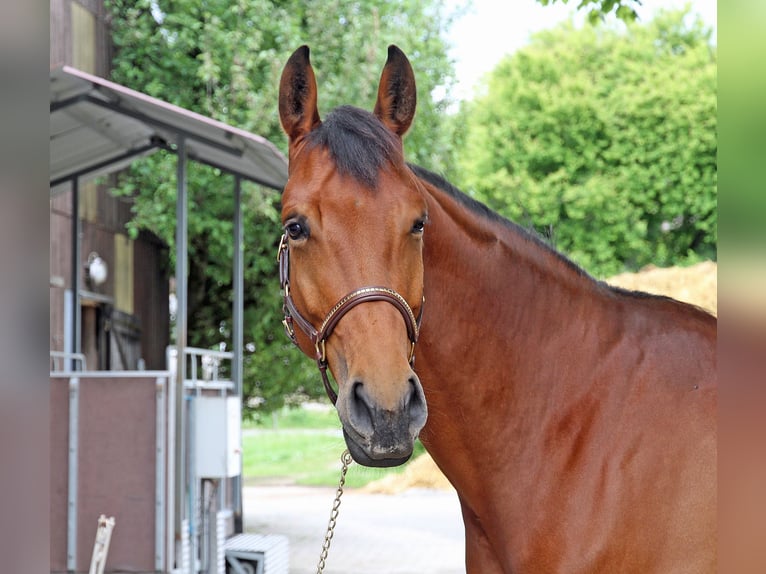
left=362, top=451, right=453, bottom=494
left=364, top=261, right=717, bottom=494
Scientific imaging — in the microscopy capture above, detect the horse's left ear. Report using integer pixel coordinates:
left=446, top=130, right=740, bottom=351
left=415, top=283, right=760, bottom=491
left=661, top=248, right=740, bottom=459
left=374, top=45, right=417, bottom=137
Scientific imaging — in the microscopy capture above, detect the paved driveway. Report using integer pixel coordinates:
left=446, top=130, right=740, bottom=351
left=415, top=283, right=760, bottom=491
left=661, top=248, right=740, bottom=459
left=242, top=485, right=466, bottom=574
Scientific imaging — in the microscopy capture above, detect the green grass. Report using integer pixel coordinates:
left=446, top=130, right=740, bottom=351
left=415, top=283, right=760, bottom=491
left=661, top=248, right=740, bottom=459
left=245, top=404, right=340, bottom=430
left=242, top=405, right=425, bottom=488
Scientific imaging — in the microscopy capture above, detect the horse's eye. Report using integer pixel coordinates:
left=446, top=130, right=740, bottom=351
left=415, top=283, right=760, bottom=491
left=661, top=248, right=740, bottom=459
left=411, top=218, right=426, bottom=234
left=285, top=221, right=306, bottom=240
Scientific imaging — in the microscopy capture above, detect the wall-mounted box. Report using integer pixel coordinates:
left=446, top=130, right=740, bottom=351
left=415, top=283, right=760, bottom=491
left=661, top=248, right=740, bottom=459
left=194, top=396, right=241, bottom=478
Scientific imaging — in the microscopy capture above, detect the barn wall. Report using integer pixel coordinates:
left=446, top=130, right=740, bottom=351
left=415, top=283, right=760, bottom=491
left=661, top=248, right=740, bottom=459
left=134, top=233, right=171, bottom=369
left=50, top=0, right=111, bottom=75
left=50, top=0, right=170, bottom=368
left=51, top=187, right=170, bottom=369
left=50, top=201, right=71, bottom=353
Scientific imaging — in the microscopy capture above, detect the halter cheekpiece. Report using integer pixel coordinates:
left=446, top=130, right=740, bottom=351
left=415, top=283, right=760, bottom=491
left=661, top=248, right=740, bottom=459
left=277, top=233, right=423, bottom=404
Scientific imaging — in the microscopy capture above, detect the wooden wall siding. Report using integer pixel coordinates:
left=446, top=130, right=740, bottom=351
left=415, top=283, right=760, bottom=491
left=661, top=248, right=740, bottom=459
left=70, top=1, right=96, bottom=73
left=108, top=309, right=142, bottom=369
left=94, top=0, right=113, bottom=75
left=80, top=181, right=98, bottom=223
left=50, top=207, right=72, bottom=285
left=98, top=179, right=135, bottom=232
left=51, top=195, right=170, bottom=365
left=50, top=0, right=112, bottom=76
left=50, top=1, right=169, bottom=367
left=58, top=181, right=135, bottom=233
left=80, top=306, right=99, bottom=369
left=51, top=188, right=73, bottom=216
left=50, top=206, right=72, bottom=353
left=134, top=234, right=170, bottom=370
left=50, top=288, right=65, bottom=353
left=49, top=0, right=72, bottom=68
left=114, top=233, right=134, bottom=314
left=51, top=186, right=143, bottom=292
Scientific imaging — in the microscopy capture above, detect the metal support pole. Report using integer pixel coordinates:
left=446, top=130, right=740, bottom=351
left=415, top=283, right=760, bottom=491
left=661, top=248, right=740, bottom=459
left=70, top=178, right=81, bottom=371
left=232, top=176, right=244, bottom=533
left=232, top=176, right=244, bottom=399
left=174, top=137, right=188, bottom=567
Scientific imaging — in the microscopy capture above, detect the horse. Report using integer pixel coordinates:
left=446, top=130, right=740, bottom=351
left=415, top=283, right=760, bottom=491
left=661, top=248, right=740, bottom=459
left=276, top=45, right=717, bottom=573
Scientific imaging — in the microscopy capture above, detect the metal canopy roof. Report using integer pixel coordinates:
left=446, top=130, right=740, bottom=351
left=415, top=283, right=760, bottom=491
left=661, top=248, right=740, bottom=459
left=50, top=67, right=289, bottom=542
left=50, top=65, right=288, bottom=192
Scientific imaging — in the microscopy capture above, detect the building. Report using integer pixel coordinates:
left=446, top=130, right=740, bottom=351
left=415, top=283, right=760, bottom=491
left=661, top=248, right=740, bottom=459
left=50, top=2, right=289, bottom=572
left=50, top=0, right=167, bottom=370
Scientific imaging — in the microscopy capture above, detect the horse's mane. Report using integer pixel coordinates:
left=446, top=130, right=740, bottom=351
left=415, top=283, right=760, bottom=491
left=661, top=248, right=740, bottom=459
left=409, top=165, right=708, bottom=310
left=306, top=105, right=689, bottom=307
left=409, top=163, right=591, bottom=280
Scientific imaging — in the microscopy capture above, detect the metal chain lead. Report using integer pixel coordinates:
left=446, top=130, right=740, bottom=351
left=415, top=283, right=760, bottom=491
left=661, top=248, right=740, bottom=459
left=316, top=449, right=354, bottom=574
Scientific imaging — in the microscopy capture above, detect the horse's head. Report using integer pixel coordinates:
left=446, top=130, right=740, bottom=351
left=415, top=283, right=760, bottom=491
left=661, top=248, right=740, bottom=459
left=277, top=45, right=428, bottom=467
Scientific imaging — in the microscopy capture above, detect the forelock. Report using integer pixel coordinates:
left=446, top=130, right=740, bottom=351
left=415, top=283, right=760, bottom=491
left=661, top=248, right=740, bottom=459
left=305, top=105, right=402, bottom=188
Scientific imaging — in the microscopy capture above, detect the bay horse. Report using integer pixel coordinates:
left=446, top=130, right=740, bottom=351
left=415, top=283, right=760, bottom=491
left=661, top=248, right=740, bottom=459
left=277, top=45, right=716, bottom=573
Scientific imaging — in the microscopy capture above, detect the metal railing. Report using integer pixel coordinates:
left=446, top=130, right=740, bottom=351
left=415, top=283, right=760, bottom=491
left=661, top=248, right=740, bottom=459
left=166, top=346, right=235, bottom=392
left=50, top=350, right=87, bottom=372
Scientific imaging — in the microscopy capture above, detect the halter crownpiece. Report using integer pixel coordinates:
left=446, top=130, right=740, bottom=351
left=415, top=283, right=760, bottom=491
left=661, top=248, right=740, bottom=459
left=277, top=233, right=423, bottom=404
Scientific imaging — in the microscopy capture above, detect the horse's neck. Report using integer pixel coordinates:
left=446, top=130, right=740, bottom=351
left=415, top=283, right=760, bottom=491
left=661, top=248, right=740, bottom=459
left=415, top=176, right=616, bottom=489
left=418, top=177, right=609, bottom=373
left=413, top=175, right=717, bottom=571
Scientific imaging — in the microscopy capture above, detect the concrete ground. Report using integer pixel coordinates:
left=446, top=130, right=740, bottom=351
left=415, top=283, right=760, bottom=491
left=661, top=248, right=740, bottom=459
left=242, top=484, right=466, bottom=574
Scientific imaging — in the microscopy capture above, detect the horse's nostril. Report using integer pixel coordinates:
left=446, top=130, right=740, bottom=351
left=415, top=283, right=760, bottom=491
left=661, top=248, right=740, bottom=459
left=352, top=380, right=366, bottom=403
left=346, top=377, right=427, bottom=444
left=348, top=381, right=374, bottom=436
left=407, top=376, right=428, bottom=432
left=405, top=377, right=418, bottom=405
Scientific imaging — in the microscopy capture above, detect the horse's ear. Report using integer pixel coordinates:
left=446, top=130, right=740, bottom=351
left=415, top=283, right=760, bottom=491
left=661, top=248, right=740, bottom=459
left=279, top=45, right=321, bottom=143
left=374, top=45, right=417, bottom=137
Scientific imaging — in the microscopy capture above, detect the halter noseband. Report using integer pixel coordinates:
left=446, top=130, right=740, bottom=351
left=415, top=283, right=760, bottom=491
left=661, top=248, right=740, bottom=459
left=277, top=234, right=423, bottom=404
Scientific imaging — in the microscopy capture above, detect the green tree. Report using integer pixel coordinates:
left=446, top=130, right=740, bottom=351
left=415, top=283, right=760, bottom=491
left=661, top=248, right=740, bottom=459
left=455, top=8, right=716, bottom=277
left=537, top=0, right=643, bottom=24
left=106, top=0, right=459, bottom=416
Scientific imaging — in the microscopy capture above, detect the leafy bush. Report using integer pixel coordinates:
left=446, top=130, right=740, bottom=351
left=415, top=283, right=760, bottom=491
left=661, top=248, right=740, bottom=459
left=455, top=9, right=716, bottom=277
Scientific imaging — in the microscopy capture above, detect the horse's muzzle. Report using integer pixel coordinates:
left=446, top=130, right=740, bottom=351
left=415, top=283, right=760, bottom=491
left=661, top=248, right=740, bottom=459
left=339, top=376, right=427, bottom=467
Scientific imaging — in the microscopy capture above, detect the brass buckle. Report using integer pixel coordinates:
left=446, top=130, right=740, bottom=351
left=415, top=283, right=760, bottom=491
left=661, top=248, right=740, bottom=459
left=282, top=316, right=296, bottom=343
left=315, top=339, right=327, bottom=364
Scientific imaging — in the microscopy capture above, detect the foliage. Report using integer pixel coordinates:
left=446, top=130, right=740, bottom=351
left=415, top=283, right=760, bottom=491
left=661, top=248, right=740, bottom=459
left=455, top=8, right=716, bottom=277
left=106, top=0, right=459, bottom=415
left=537, top=0, right=642, bottom=24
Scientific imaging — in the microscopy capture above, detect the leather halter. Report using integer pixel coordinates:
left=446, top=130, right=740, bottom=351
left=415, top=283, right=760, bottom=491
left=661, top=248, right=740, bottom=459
left=277, top=234, right=423, bottom=404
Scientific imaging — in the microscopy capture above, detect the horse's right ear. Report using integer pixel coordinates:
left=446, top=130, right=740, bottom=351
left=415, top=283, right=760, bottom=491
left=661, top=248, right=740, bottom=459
left=279, top=45, right=321, bottom=143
